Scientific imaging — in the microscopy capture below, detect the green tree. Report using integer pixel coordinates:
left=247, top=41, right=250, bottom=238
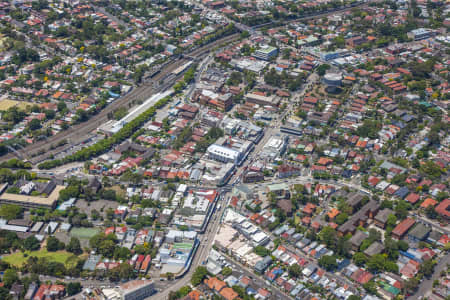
left=221, top=266, right=232, bottom=277
left=384, top=260, right=399, bottom=273
left=240, top=31, right=250, bottom=39
left=117, top=262, right=134, bottom=280
left=384, top=238, right=399, bottom=260
left=3, top=269, right=18, bottom=287
left=353, top=252, right=367, bottom=266
left=175, top=286, right=191, bottom=299
left=191, top=266, right=208, bottom=286
left=0, top=204, right=23, bottom=220
left=227, top=72, right=243, bottom=86
left=288, top=264, right=302, bottom=278
left=335, top=213, right=348, bottom=225
left=404, top=277, right=419, bottom=294
left=28, top=118, right=41, bottom=130
left=67, top=282, right=82, bottom=296
left=66, top=237, right=82, bottom=255
left=425, top=205, right=437, bottom=219
left=317, top=64, right=331, bottom=76
left=57, top=101, right=67, bottom=112
left=23, top=236, right=40, bottom=251
left=114, top=247, right=131, bottom=261
left=363, top=280, right=377, bottom=295
left=318, top=226, right=337, bottom=248
left=318, top=255, right=338, bottom=271
left=254, top=245, right=271, bottom=257
left=397, top=240, right=409, bottom=251
left=386, top=214, right=397, bottom=228
left=113, top=107, right=128, bottom=120
left=46, top=236, right=64, bottom=251
left=0, top=286, right=9, bottom=300
left=419, top=259, right=436, bottom=278
left=395, top=200, right=410, bottom=220
left=367, top=254, right=385, bottom=272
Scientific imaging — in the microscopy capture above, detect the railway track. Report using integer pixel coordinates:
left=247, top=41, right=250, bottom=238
left=0, top=0, right=369, bottom=165
left=251, top=0, right=370, bottom=30
left=0, top=33, right=242, bottom=164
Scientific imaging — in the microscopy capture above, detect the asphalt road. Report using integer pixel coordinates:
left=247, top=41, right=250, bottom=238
left=219, top=252, right=292, bottom=300
left=410, top=253, right=450, bottom=300
left=149, top=194, right=228, bottom=300
left=0, top=34, right=240, bottom=165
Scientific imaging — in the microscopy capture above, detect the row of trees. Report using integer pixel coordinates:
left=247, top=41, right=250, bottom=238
left=38, top=95, right=173, bottom=169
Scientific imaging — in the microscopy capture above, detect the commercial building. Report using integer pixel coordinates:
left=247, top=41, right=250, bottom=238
left=407, top=28, right=435, bottom=41
left=172, top=189, right=218, bottom=231
left=252, top=45, right=278, bottom=61
left=230, top=58, right=268, bottom=75
left=304, top=47, right=349, bottom=61
left=260, top=134, right=288, bottom=160
left=102, top=280, right=154, bottom=300
left=215, top=93, right=233, bottom=111
left=280, top=126, right=303, bottom=136
left=243, top=171, right=264, bottom=183
left=207, top=137, right=253, bottom=166
left=323, top=73, right=343, bottom=87
left=207, top=144, right=240, bottom=164
left=158, top=230, right=198, bottom=274
left=245, top=92, right=280, bottom=107
left=266, top=183, right=290, bottom=199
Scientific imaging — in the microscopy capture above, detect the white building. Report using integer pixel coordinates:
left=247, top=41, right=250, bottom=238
left=102, top=280, right=155, bottom=300
left=207, top=144, right=241, bottom=164
left=261, top=134, right=288, bottom=160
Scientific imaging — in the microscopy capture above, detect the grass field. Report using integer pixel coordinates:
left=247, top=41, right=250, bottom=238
left=0, top=99, right=34, bottom=111
left=110, top=185, right=126, bottom=198
left=2, top=249, right=77, bottom=267
left=70, top=227, right=99, bottom=239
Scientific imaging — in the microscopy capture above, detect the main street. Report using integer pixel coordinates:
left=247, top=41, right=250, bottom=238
left=230, top=72, right=319, bottom=185
left=148, top=193, right=228, bottom=300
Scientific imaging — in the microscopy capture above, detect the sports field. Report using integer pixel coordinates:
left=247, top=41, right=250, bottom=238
left=70, top=227, right=99, bottom=239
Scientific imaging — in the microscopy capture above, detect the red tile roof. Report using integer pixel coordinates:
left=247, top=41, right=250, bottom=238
left=405, top=193, right=420, bottom=204
left=392, top=218, right=416, bottom=237
left=435, top=199, right=450, bottom=218
left=420, top=198, right=438, bottom=208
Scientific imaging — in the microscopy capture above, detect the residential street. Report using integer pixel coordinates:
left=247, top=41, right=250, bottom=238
left=410, top=253, right=450, bottom=300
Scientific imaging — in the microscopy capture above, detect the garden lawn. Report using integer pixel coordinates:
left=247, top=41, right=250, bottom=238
left=2, top=249, right=77, bottom=267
